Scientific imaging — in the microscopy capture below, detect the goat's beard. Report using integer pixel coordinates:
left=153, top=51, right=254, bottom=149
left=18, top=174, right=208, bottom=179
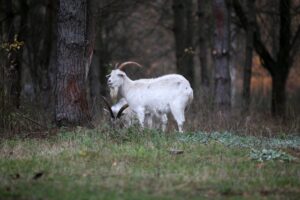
left=109, top=87, right=119, bottom=100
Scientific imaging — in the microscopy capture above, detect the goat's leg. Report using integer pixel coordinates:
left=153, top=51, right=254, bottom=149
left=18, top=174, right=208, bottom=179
left=136, top=108, right=145, bottom=128
left=160, top=114, right=168, bottom=132
left=144, top=113, right=153, bottom=128
left=170, top=105, right=185, bottom=133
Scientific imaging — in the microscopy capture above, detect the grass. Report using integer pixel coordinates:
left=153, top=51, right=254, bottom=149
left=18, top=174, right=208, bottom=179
left=0, top=126, right=300, bottom=200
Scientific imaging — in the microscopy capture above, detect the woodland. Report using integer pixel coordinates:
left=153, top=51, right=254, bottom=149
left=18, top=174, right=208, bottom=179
left=0, top=0, right=300, bottom=199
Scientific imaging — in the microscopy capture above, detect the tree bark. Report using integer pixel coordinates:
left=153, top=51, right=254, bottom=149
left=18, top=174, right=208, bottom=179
left=197, top=0, right=210, bottom=89
left=55, top=0, right=92, bottom=127
left=242, top=0, right=255, bottom=114
left=212, top=0, right=231, bottom=113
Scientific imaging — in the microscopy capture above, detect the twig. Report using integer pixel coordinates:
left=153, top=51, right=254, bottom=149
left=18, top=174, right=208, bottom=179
left=15, top=112, right=47, bottom=129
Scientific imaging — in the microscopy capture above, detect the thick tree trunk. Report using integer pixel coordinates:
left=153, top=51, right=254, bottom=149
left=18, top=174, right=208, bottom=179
left=242, top=0, right=255, bottom=113
left=212, top=0, right=231, bottom=113
left=270, top=0, right=291, bottom=117
left=197, top=0, right=210, bottom=89
left=55, top=0, right=91, bottom=127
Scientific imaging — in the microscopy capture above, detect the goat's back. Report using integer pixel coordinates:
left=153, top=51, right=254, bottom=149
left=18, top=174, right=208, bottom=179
left=126, top=74, right=193, bottom=111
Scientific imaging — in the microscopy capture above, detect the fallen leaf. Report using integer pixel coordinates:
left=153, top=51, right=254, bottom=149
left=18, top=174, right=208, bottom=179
left=169, top=149, right=184, bottom=155
left=33, top=172, right=44, bottom=180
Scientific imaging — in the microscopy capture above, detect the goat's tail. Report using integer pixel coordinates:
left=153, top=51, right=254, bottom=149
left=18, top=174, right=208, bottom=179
left=185, top=87, right=194, bottom=111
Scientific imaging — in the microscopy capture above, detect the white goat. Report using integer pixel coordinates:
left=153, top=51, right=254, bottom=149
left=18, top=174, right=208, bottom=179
left=107, top=61, right=193, bottom=132
left=102, top=96, right=135, bottom=128
left=103, top=97, right=161, bottom=129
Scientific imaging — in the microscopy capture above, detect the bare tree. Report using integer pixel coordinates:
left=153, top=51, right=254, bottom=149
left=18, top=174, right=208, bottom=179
left=233, top=0, right=300, bottom=117
left=212, top=0, right=231, bottom=113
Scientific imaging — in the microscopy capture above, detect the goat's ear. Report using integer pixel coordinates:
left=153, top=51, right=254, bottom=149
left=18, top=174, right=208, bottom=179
left=116, top=104, right=129, bottom=119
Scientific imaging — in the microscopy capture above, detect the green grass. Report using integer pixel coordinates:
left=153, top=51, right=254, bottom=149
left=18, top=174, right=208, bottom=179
left=0, top=127, right=299, bottom=200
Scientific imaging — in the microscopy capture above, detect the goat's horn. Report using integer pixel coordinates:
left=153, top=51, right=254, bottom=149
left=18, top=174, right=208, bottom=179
left=101, top=96, right=115, bottom=119
left=116, top=104, right=129, bottom=119
left=114, top=63, right=119, bottom=69
left=118, top=61, right=142, bottom=71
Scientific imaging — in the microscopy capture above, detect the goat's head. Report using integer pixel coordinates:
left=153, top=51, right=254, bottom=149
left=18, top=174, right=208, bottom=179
left=107, top=61, right=142, bottom=99
left=101, top=96, right=129, bottom=125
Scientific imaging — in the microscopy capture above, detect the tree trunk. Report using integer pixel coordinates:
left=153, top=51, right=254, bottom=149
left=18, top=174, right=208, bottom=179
left=173, top=0, right=194, bottom=86
left=98, top=22, right=111, bottom=96
left=4, top=0, right=24, bottom=109
left=212, top=0, right=231, bottom=113
left=271, top=0, right=291, bottom=117
left=48, top=0, right=58, bottom=115
left=185, top=0, right=194, bottom=87
left=55, top=0, right=92, bottom=127
left=271, top=71, right=288, bottom=117
left=242, top=0, right=255, bottom=113
left=40, top=0, right=55, bottom=109
left=173, top=0, right=186, bottom=72
left=197, top=0, right=210, bottom=89
left=233, top=0, right=295, bottom=118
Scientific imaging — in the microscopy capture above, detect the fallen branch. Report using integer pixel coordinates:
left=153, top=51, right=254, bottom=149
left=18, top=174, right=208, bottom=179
left=15, top=112, right=47, bottom=129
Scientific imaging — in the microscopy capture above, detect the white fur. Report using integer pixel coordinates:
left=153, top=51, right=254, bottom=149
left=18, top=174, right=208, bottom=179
left=107, top=69, right=193, bottom=132
left=111, top=98, right=161, bottom=129
left=111, top=98, right=138, bottom=127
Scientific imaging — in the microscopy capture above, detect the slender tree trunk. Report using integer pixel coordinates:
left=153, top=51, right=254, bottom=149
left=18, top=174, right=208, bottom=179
left=271, top=70, right=288, bottom=117
left=55, top=0, right=92, bottom=127
left=98, top=23, right=111, bottom=96
left=48, top=0, right=58, bottom=115
left=234, top=0, right=293, bottom=117
left=242, top=0, right=255, bottom=113
left=185, top=0, right=194, bottom=87
left=197, top=0, right=210, bottom=89
left=173, top=0, right=186, bottom=72
left=173, top=0, right=194, bottom=86
left=40, top=0, right=55, bottom=109
left=212, top=0, right=231, bottom=113
left=4, top=0, right=27, bottom=109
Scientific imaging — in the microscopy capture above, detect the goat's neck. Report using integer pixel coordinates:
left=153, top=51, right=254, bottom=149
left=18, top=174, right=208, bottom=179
left=120, top=75, right=134, bottom=98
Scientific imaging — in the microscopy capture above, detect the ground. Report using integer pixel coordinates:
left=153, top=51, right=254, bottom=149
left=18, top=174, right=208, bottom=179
left=0, top=126, right=299, bottom=200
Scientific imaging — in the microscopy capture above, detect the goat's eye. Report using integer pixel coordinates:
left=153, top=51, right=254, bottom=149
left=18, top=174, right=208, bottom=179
left=118, top=74, right=124, bottom=77
left=106, top=74, right=111, bottom=78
